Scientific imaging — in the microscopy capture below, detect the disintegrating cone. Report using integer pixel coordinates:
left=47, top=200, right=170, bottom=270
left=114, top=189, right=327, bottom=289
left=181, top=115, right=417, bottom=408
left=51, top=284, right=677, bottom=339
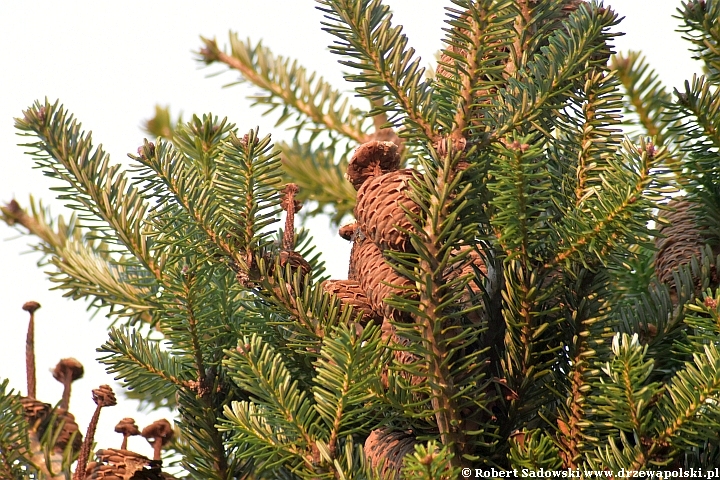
left=346, top=141, right=401, bottom=190
left=355, top=169, right=420, bottom=252
left=54, top=408, right=83, bottom=454
left=364, top=428, right=418, bottom=479
left=20, top=396, right=51, bottom=431
left=115, top=418, right=141, bottom=450
left=142, top=419, right=174, bottom=461
left=92, top=385, right=118, bottom=407
left=321, top=279, right=381, bottom=327
left=85, top=448, right=161, bottom=479
left=53, top=357, right=84, bottom=410
left=654, top=199, right=705, bottom=292
left=351, top=232, right=414, bottom=321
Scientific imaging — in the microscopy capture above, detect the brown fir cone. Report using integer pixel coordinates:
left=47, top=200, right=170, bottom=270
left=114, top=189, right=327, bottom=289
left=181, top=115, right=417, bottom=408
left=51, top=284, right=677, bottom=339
left=321, top=279, right=381, bottom=327
left=443, top=246, right=487, bottom=295
left=354, top=169, right=420, bottom=252
left=654, top=199, right=705, bottom=294
left=436, top=41, right=467, bottom=80
left=364, top=428, right=418, bottom=479
left=379, top=320, right=424, bottom=389
left=352, top=231, right=414, bottom=321
left=54, top=408, right=83, bottom=453
left=85, top=448, right=160, bottom=480
left=346, top=141, right=401, bottom=190
left=20, top=396, right=51, bottom=431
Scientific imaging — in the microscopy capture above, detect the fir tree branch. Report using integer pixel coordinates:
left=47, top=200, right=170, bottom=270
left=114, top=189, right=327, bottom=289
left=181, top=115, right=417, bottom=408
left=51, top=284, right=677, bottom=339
left=1, top=198, right=156, bottom=324
left=317, top=0, right=437, bottom=142
left=15, top=100, right=162, bottom=280
left=199, top=35, right=368, bottom=142
left=611, top=51, right=676, bottom=146
left=313, top=324, right=384, bottom=459
left=278, top=139, right=357, bottom=224
left=490, top=4, right=619, bottom=145
left=390, top=147, right=489, bottom=467
left=135, top=127, right=283, bottom=279
left=98, top=328, right=190, bottom=397
left=676, top=0, right=720, bottom=84
left=549, top=141, right=659, bottom=269
left=434, top=0, right=514, bottom=140
left=223, top=335, right=320, bottom=473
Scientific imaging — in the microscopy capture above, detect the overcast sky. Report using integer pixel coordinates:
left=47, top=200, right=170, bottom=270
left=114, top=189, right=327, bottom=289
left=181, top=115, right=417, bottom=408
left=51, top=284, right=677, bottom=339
left=0, top=0, right=701, bottom=464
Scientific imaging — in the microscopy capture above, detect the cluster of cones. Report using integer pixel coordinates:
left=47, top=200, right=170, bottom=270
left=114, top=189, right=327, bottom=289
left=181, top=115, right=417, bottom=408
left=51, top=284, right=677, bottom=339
left=17, top=301, right=176, bottom=480
left=316, top=140, right=484, bottom=476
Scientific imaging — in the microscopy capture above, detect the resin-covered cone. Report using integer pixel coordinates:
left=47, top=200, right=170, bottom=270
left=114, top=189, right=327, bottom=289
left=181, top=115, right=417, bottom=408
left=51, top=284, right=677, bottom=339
left=321, top=279, right=381, bottom=326
left=355, top=169, right=420, bottom=252
left=364, top=428, right=418, bottom=479
left=352, top=232, right=414, bottom=321
left=654, top=199, right=705, bottom=290
left=346, top=140, right=401, bottom=190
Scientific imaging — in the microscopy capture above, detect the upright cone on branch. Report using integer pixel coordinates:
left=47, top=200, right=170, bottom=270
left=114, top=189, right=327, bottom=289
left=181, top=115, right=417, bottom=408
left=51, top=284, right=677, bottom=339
left=346, top=140, right=401, bottom=190
left=654, top=198, right=706, bottom=298
left=355, top=169, right=420, bottom=252
left=364, top=428, right=418, bottom=479
left=351, top=230, right=414, bottom=321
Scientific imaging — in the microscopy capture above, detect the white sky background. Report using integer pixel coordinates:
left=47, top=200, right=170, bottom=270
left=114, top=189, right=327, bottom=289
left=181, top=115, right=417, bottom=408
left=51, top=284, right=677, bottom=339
left=0, top=0, right=701, bottom=464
